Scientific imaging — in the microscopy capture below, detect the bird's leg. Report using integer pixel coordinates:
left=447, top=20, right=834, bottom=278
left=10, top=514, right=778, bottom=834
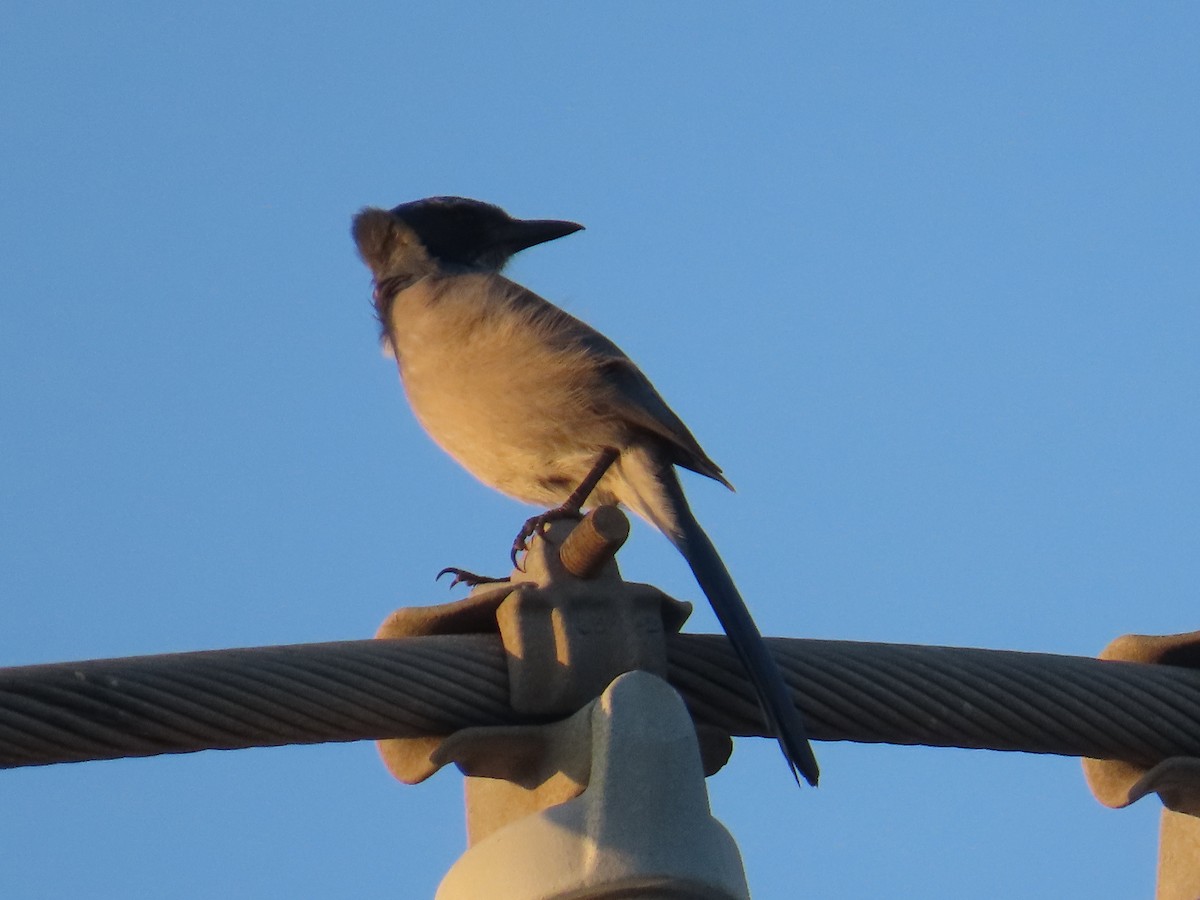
left=511, top=447, right=620, bottom=567
left=436, top=567, right=510, bottom=589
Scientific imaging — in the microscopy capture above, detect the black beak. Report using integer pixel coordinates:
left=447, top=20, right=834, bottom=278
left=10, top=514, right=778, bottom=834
left=503, top=218, right=584, bottom=253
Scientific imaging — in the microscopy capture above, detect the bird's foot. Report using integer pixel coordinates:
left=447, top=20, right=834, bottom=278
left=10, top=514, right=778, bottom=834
left=510, top=448, right=621, bottom=568
left=511, top=506, right=585, bottom=568
left=436, top=567, right=510, bottom=589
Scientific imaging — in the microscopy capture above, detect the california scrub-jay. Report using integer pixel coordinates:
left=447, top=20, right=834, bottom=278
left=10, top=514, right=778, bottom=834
left=352, top=196, right=818, bottom=785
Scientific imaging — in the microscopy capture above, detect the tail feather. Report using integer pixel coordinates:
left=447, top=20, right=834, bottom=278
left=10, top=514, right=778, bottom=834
left=627, top=461, right=819, bottom=786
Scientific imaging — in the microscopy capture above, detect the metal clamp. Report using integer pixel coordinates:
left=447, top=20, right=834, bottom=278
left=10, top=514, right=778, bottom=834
left=1083, top=631, right=1200, bottom=900
left=373, top=507, right=732, bottom=819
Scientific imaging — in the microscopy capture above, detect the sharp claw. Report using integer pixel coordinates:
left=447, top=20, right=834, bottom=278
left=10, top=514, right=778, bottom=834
left=511, top=517, right=538, bottom=569
left=509, top=506, right=585, bottom=571
left=436, top=566, right=509, bottom=589
left=436, top=567, right=463, bottom=587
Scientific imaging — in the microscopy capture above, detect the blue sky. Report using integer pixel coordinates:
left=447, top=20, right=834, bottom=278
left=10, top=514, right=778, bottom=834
left=2, top=3, right=1197, bottom=897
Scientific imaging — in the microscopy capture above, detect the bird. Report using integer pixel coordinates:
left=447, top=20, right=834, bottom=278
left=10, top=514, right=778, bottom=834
left=351, top=196, right=819, bottom=786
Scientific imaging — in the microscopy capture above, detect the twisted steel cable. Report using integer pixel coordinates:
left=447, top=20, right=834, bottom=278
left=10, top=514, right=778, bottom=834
left=2, top=634, right=1199, bottom=769
left=670, top=636, right=1200, bottom=765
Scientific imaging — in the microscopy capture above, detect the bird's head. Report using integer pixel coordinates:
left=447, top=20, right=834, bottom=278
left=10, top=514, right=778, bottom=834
left=351, top=196, right=583, bottom=281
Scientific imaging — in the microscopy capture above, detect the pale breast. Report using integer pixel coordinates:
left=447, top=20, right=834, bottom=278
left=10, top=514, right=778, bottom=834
left=386, top=274, right=624, bottom=504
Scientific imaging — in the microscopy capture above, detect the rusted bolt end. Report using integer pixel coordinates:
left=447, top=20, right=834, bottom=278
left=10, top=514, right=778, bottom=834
left=559, top=506, right=630, bottom=578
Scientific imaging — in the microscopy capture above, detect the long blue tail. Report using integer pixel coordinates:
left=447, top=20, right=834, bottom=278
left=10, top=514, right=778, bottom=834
left=661, top=476, right=820, bottom=786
